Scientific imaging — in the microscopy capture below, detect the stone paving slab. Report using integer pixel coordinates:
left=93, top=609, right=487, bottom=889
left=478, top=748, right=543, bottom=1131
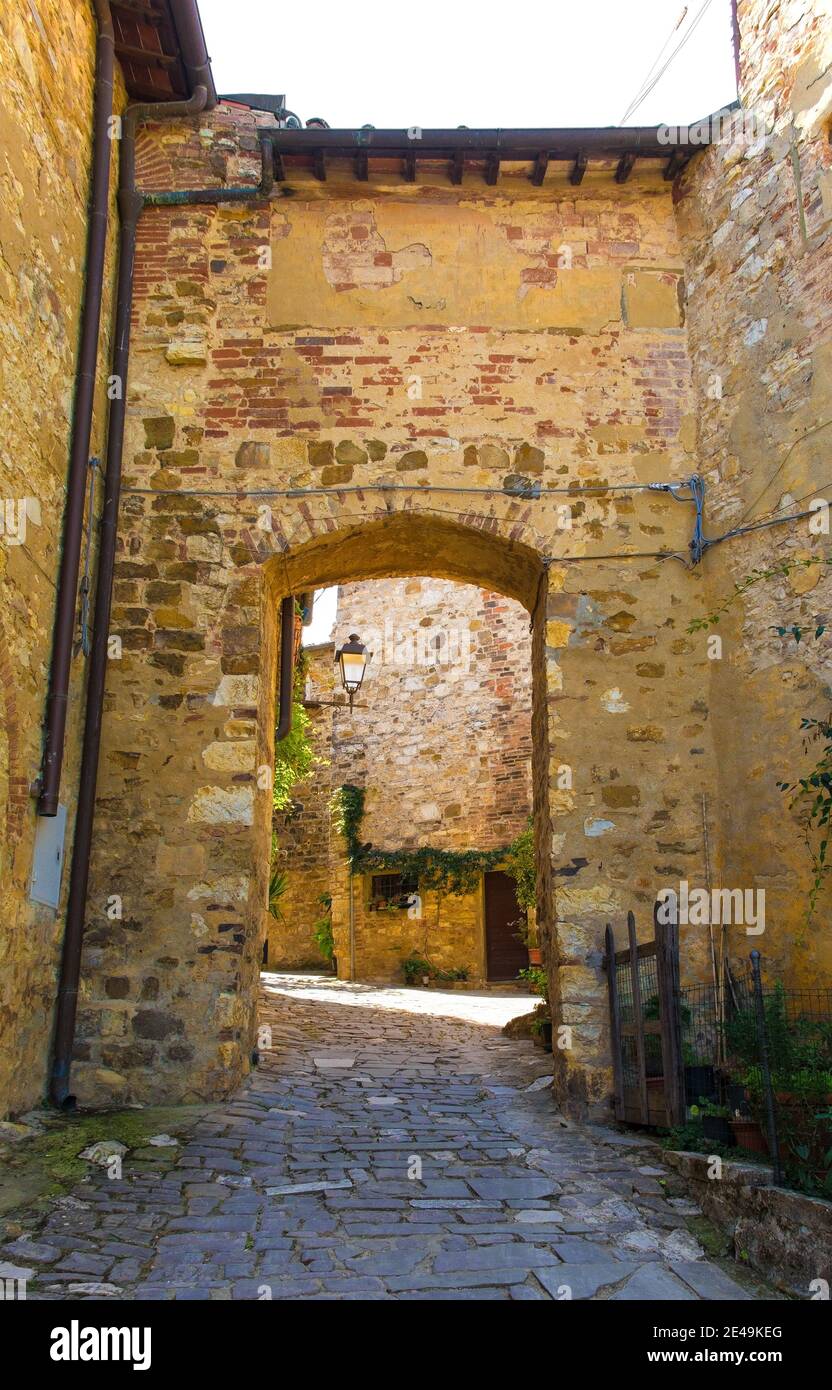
left=1, top=973, right=771, bottom=1302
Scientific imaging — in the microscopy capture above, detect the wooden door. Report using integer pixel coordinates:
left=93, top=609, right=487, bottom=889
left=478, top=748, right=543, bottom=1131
left=484, top=871, right=527, bottom=981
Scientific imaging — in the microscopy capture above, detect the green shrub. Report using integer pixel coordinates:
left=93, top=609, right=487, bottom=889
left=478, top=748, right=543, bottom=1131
left=312, top=893, right=334, bottom=961
left=518, top=965, right=548, bottom=1003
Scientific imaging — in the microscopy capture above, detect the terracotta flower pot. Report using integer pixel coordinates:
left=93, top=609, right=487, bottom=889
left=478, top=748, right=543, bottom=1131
left=730, top=1118, right=768, bottom=1154
left=527, top=947, right=543, bottom=965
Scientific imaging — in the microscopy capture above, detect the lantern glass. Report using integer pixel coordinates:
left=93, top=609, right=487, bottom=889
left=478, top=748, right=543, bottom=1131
left=337, top=634, right=367, bottom=699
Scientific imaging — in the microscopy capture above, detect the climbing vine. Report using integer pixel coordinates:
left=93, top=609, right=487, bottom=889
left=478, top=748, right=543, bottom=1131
left=271, top=646, right=324, bottom=915
left=503, top=818, right=536, bottom=911
left=331, top=783, right=366, bottom=866
left=274, top=655, right=320, bottom=813
left=312, top=892, right=334, bottom=961
left=688, top=556, right=832, bottom=634
left=332, top=783, right=533, bottom=899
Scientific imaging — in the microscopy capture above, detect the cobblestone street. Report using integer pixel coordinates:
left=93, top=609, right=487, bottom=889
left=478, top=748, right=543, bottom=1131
left=2, top=975, right=768, bottom=1301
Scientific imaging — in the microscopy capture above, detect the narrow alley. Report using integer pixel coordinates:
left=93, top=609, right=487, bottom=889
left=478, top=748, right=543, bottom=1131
left=2, top=977, right=767, bottom=1301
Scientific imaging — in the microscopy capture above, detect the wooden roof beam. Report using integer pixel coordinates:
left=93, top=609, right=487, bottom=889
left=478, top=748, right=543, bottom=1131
left=314, top=149, right=327, bottom=182
left=113, top=42, right=177, bottom=69
left=355, top=149, right=369, bottom=181
left=112, top=0, right=164, bottom=21
left=450, top=148, right=464, bottom=185
left=531, top=151, right=549, bottom=186
left=570, top=152, right=588, bottom=185
left=403, top=148, right=416, bottom=182
left=484, top=153, right=500, bottom=185
left=112, top=0, right=163, bottom=20
left=663, top=149, right=689, bottom=181
left=615, top=151, right=637, bottom=183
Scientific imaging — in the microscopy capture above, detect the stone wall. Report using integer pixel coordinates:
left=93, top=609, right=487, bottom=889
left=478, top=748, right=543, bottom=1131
left=664, top=1149, right=832, bottom=1296
left=332, top=578, right=532, bottom=851
left=0, top=0, right=124, bottom=1118
left=676, top=0, right=832, bottom=983
left=72, top=99, right=711, bottom=1115
left=3, top=0, right=824, bottom=1123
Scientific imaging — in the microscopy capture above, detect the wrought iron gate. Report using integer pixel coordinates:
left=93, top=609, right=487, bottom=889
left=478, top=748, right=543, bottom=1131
left=605, top=905, right=685, bottom=1128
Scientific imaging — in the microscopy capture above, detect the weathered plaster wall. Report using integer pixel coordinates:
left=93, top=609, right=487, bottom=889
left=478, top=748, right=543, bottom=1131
left=0, top=0, right=124, bottom=1117
left=72, top=98, right=709, bottom=1117
left=676, top=0, right=832, bottom=981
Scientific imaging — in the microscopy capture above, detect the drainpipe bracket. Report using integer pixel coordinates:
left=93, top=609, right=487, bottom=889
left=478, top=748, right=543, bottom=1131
left=118, top=187, right=144, bottom=224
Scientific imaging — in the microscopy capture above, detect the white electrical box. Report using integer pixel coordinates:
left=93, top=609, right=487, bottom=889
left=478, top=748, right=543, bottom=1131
left=29, top=803, right=67, bottom=909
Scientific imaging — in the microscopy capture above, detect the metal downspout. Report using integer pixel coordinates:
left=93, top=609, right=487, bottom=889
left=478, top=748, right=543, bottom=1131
left=37, top=0, right=115, bottom=817
left=276, top=596, right=296, bottom=744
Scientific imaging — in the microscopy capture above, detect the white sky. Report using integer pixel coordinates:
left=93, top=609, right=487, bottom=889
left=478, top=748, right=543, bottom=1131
left=209, top=0, right=738, bottom=647
left=199, top=0, right=737, bottom=129
left=304, top=587, right=338, bottom=645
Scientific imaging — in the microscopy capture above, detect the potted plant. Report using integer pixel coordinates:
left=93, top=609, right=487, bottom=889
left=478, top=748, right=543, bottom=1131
left=729, top=1114, right=769, bottom=1154
left=432, top=965, right=470, bottom=990
left=726, top=1078, right=751, bottom=1117
left=519, top=965, right=551, bottom=1048
left=695, top=1099, right=735, bottom=1147
left=510, top=913, right=541, bottom=964
left=401, top=953, right=432, bottom=986
left=518, top=964, right=548, bottom=1000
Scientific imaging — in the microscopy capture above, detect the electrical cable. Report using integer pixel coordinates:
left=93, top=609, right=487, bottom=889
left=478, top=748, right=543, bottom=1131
left=621, top=0, right=715, bottom=125
left=732, top=419, right=832, bottom=527
left=119, top=468, right=830, bottom=570
left=702, top=480, right=832, bottom=551
left=122, top=479, right=694, bottom=499
left=619, top=5, right=690, bottom=125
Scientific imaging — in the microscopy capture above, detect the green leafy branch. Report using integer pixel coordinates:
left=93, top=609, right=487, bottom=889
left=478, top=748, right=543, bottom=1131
left=274, top=659, right=320, bottom=814
left=777, top=713, right=832, bottom=919
left=503, top=818, right=535, bottom=911
left=687, top=555, right=831, bottom=633
left=312, top=892, right=334, bottom=961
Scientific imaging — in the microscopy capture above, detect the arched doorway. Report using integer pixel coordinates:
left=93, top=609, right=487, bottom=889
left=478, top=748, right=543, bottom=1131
left=78, top=507, right=578, bottom=1111
left=77, top=464, right=710, bottom=1125
left=261, top=512, right=557, bottom=1085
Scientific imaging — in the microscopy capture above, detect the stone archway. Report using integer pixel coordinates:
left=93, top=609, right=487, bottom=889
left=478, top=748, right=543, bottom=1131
left=79, top=466, right=713, bottom=1122
left=77, top=508, right=569, bottom=1110
left=262, top=514, right=559, bottom=1112
left=265, top=512, right=557, bottom=1029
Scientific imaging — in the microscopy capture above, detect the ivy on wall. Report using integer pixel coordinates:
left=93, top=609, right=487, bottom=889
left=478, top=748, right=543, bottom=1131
left=270, top=645, right=324, bottom=921
left=331, top=783, right=520, bottom=898
left=273, top=658, right=318, bottom=814
left=503, top=818, right=535, bottom=911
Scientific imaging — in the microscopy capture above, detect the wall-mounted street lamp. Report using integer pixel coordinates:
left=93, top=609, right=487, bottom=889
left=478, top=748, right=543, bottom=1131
left=335, top=633, right=368, bottom=709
